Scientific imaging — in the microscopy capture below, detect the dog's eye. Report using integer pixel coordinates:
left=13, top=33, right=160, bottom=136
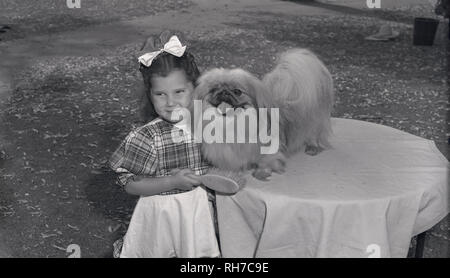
left=233, top=89, right=243, bottom=96
left=211, top=87, right=221, bottom=94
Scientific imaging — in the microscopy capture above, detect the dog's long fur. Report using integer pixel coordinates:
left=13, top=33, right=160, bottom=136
left=264, top=48, right=334, bottom=154
left=193, top=48, right=334, bottom=176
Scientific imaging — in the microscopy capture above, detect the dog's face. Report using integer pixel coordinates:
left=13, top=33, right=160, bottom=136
left=203, top=83, right=254, bottom=116
left=192, top=68, right=274, bottom=170
left=194, top=68, right=273, bottom=114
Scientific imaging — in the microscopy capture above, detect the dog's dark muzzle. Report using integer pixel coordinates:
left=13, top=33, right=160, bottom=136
left=209, top=88, right=244, bottom=107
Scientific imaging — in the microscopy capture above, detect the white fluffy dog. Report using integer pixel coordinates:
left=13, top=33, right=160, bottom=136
left=193, top=48, right=334, bottom=180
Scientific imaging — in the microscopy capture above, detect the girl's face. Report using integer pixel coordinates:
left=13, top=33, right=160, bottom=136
left=150, top=70, right=194, bottom=123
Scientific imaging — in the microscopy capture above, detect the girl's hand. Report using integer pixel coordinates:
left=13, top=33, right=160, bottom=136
left=171, top=168, right=202, bottom=190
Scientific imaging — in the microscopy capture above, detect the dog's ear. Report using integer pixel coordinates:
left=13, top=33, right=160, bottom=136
left=239, top=72, right=274, bottom=109
left=254, top=81, right=274, bottom=109
left=194, top=68, right=224, bottom=100
left=231, top=70, right=276, bottom=143
left=193, top=75, right=209, bottom=101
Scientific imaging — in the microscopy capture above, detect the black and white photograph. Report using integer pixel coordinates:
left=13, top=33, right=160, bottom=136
left=0, top=0, right=449, bottom=261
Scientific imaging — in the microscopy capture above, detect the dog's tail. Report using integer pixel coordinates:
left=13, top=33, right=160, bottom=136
left=263, top=48, right=334, bottom=154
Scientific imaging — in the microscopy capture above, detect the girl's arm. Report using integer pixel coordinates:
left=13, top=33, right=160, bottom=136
left=124, top=169, right=201, bottom=197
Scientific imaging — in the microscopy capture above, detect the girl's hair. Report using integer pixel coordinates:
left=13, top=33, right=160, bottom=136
left=138, top=51, right=200, bottom=122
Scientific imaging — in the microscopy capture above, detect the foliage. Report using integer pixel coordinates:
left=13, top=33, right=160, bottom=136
left=435, top=0, right=450, bottom=18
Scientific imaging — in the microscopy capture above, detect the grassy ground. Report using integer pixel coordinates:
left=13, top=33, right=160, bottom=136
left=0, top=0, right=193, bottom=40
left=0, top=0, right=448, bottom=257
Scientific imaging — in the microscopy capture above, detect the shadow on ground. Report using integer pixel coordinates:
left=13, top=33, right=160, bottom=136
left=287, top=0, right=436, bottom=24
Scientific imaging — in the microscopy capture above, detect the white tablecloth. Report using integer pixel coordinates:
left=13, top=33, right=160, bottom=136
left=216, top=118, right=449, bottom=258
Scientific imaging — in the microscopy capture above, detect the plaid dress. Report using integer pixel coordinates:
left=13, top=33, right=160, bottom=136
left=109, top=118, right=219, bottom=257
left=110, top=117, right=210, bottom=194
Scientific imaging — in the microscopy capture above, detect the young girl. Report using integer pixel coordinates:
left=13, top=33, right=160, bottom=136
left=109, top=33, right=220, bottom=258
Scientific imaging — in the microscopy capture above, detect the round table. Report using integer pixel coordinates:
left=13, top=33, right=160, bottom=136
left=216, top=118, right=449, bottom=258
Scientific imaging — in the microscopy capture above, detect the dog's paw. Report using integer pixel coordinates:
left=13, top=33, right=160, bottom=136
left=305, top=145, right=323, bottom=156
left=252, top=168, right=272, bottom=181
left=268, top=156, right=286, bottom=174
left=252, top=153, right=287, bottom=180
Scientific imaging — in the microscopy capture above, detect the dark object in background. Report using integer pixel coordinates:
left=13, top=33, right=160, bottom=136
left=0, top=25, right=11, bottom=40
left=413, top=17, right=439, bottom=46
left=435, top=0, right=450, bottom=39
left=0, top=25, right=11, bottom=32
left=435, top=0, right=450, bottom=17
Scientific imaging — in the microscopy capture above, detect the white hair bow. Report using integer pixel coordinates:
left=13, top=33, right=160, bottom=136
left=138, top=35, right=186, bottom=67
